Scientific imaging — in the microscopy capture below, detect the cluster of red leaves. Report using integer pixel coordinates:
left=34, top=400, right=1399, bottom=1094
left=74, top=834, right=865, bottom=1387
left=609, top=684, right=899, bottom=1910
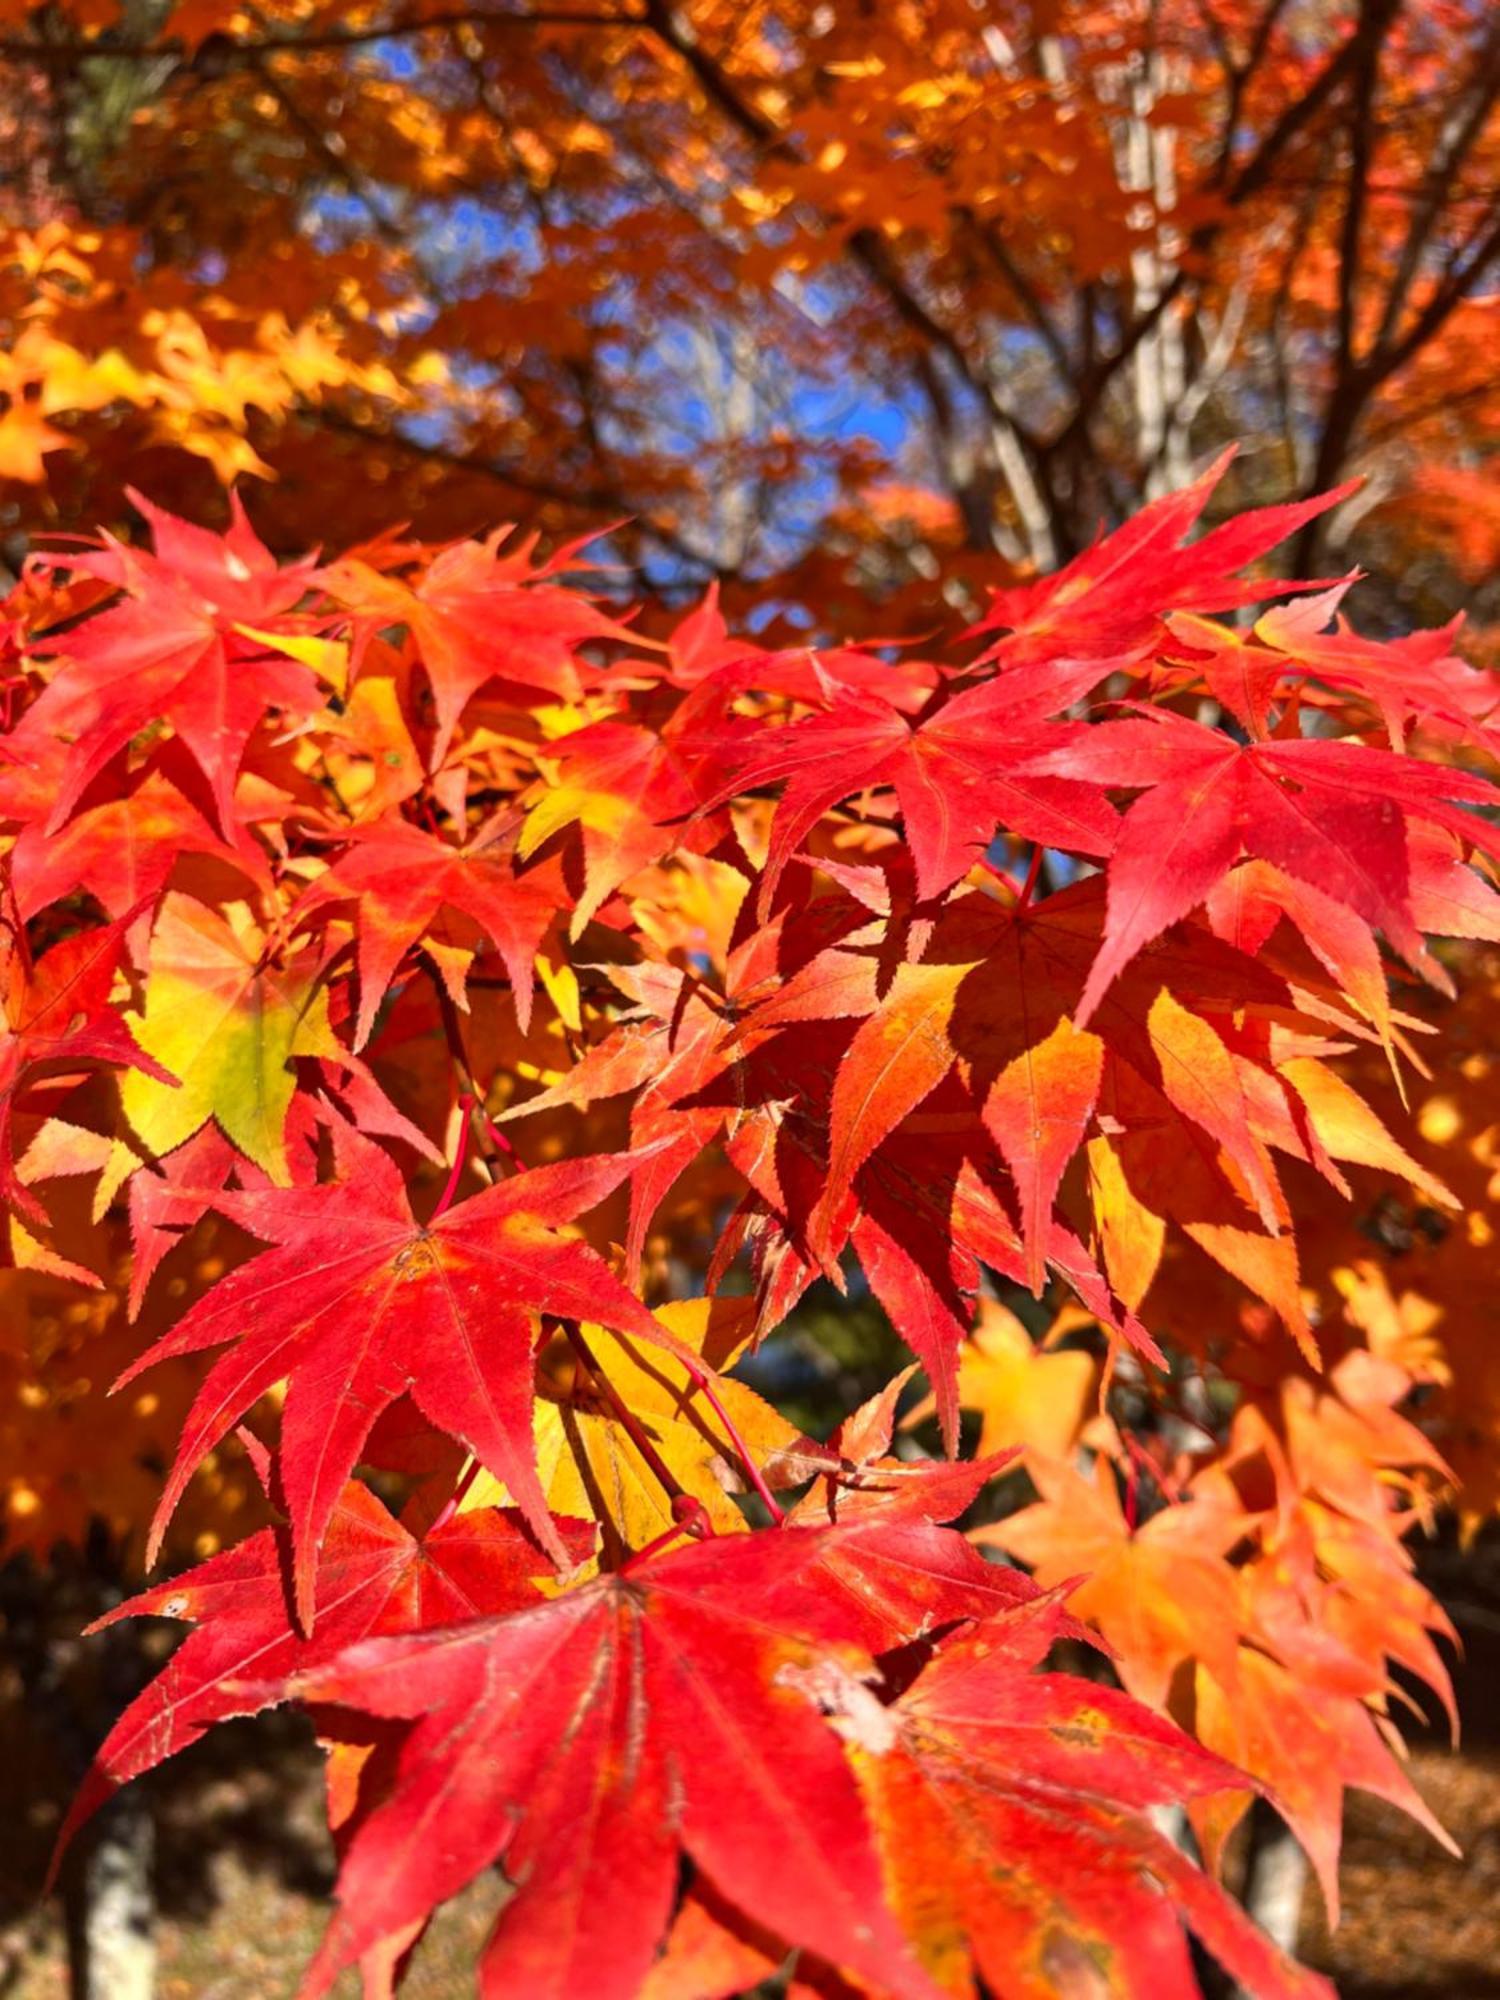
left=5, top=451, right=1495, bottom=1995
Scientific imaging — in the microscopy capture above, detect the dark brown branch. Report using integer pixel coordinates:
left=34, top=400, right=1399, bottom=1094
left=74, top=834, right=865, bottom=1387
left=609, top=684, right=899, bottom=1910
left=1209, top=0, right=1293, bottom=182
left=248, top=54, right=413, bottom=257
left=962, top=208, right=1076, bottom=385
left=0, top=7, right=637, bottom=64
left=1381, top=199, right=1500, bottom=375
left=1047, top=0, right=1402, bottom=461
left=1333, top=0, right=1382, bottom=377
left=1374, top=22, right=1500, bottom=349
left=314, top=407, right=722, bottom=577
left=636, top=0, right=1046, bottom=473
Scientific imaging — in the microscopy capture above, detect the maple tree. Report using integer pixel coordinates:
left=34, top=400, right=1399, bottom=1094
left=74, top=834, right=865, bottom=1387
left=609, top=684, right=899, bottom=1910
left=0, top=442, right=1490, bottom=1997
left=4, top=7, right=1498, bottom=1984
left=0, top=0, right=1494, bottom=634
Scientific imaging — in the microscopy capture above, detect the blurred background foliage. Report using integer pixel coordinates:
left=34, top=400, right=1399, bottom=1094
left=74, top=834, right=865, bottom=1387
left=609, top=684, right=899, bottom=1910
left=2, top=0, right=1500, bottom=1992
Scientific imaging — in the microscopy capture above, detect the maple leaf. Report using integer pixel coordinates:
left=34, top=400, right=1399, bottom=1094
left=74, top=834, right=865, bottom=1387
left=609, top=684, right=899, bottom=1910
left=1253, top=582, right=1498, bottom=747
left=517, top=717, right=706, bottom=935
left=114, top=1125, right=670, bottom=1620
left=321, top=528, right=637, bottom=765
left=689, top=661, right=1119, bottom=908
left=1018, top=706, right=1500, bottom=1023
left=0, top=911, right=173, bottom=1224
left=51, top=1450, right=586, bottom=1872
left=286, top=1525, right=945, bottom=1999
left=1192, top=1645, right=1459, bottom=1922
left=122, top=1090, right=439, bottom=1317
left=109, top=893, right=343, bottom=1190
left=8, top=757, right=260, bottom=925
left=850, top=1598, right=1336, bottom=1999
left=19, top=491, right=325, bottom=835
left=970, top=449, right=1355, bottom=668
left=983, top=1456, right=1248, bottom=1709
left=295, top=815, right=566, bottom=1046
left=1195, top=1379, right=1457, bottom=1727
left=913, top=1298, right=1098, bottom=1462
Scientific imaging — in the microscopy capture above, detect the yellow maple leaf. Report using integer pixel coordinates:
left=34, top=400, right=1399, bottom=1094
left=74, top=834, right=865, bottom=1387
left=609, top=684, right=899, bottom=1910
left=463, top=1297, right=803, bottom=1554
left=111, top=893, right=338, bottom=1192
left=908, top=1297, right=1097, bottom=1462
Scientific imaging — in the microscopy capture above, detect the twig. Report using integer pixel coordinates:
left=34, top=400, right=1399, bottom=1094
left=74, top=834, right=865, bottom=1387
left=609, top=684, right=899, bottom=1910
left=564, top=1322, right=707, bottom=1527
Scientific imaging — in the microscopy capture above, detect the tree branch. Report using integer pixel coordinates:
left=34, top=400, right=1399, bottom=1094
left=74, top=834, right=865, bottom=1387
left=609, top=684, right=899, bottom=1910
left=636, top=0, right=1056, bottom=555
left=1332, top=0, right=1382, bottom=378
left=314, top=406, right=723, bottom=579
left=1050, top=0, right=1402, bottom=458
left=0, top=7, right=638, bottom=64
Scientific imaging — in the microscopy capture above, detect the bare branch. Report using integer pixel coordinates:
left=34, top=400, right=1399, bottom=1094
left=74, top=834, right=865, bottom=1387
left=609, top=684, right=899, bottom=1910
left=1372, top=15, right=1500, bottom=348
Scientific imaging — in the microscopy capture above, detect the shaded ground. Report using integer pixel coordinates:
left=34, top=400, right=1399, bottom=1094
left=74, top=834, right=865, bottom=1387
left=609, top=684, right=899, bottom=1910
left=2, top=1544, right=1497, bottom=1998
left=0, top=1705, right=499, bottom=1999
left=1295, top=1537, right=1500, bottom=2000
left=1301, top=1744, right=1500, bottom=2000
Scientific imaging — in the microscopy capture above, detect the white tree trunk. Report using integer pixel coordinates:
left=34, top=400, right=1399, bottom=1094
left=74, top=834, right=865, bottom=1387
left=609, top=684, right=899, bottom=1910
left=67, top=1789, right=157, bottom=2000
left=1237, top=1807, right=1310, bottom=1971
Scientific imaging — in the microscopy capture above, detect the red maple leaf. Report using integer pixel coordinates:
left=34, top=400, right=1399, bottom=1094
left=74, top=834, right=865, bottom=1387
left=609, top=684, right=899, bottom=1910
left=856, top=1595, right=1335, bottom=1998
left=283, top=1527, right=953, bottom=1998
left=51, top=1444, right=588, bottom=1873
left=19, top=492, right=324, bottom=834
left=689, top=664, right=1118, bottom=908
left=970, top=448, right=1353, bottom=668
left=0, top=910, right=173, bottom=1223
left=115, top=1125, right=668, bottom=1619
left=1019, top=705, right=1500, bottom=1021
left=322, top=526, right=637, bottom=763
left=295, top=814, right=566, bottom=1045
